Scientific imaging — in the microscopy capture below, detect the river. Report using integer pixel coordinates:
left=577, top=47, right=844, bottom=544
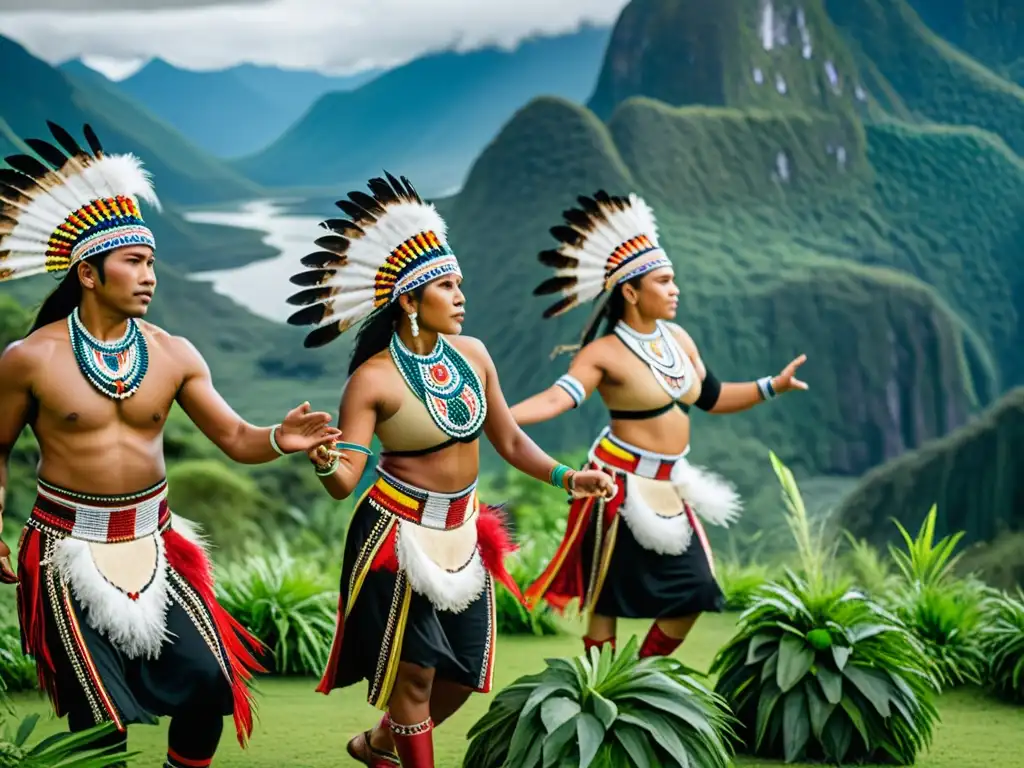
left=185, top=199, right=325, bottom=323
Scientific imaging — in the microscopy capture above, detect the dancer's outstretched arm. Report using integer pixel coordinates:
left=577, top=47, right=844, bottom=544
left=464, top=338, right=614, bottom=499
left=509, top=343, right=606, bottom=426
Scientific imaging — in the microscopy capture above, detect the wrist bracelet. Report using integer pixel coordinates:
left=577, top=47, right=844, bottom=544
left=756, top=376, right=777, bottom=401
left=269, top=424, right=287, bottom=455
left=549, top=463, right=574, bottom=492
left=315, top=457, right=340, bottom=476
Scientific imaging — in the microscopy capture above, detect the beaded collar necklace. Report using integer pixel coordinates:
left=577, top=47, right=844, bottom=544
left=389, top=333, right=486, bottom=440
left=614, top=320, right=691, bottom=400
left=68, top=307, right=149, bottom=400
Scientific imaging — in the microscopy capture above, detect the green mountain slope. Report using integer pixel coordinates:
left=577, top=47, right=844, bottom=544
left=0, top=35, right=261, bottom=205
left=234, top=27, right=612, bottom=194
left=440, top=96, right=991, bottom=512
left=836, top=385, right=1024, bottom=550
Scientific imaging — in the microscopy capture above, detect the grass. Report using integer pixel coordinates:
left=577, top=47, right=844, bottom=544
left=10, top=613, right=1024, bottom=767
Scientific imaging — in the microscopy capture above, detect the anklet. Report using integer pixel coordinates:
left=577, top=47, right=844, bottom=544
left=389, top=716, right=433, bottom=736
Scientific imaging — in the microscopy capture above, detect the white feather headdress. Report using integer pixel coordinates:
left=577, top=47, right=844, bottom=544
left=534, top=190, right=671, bottom=319
left=0, top=121, right=159, bottom=283
left=286, top=172, right=460, bottom=348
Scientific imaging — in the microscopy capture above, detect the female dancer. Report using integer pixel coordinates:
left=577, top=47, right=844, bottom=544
left=511, top=191, right=808, bottom=659
left=285, top=174, right=615, bottom=768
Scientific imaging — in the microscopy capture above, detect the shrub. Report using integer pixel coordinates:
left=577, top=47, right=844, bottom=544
left=167, top=459, right=265, bottom=554
left=495, top=533, right=561, bottom=637
left=841, top=533, right=898, bottom=599
left=979, top=587, right=1024, bottom=704
left=214, top=540, right=338, bottom=676
left=716, top=557, right=773, bottom=612
left=463, top=636, right=736, bottom=768
left=710, top=452, right=939, bottom=764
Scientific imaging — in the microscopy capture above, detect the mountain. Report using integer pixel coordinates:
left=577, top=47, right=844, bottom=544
left=424, top=0, right=1023, bottom=534
left=836, top=385, right=1024, bottom=550
left=0, top=35, right=261, bottom=206
left=234, top=26, right=613, bottom=195
left=61, top=58, right=381, bottom=158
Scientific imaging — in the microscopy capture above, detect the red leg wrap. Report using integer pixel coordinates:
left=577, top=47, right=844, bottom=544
left=390, top=717, right=434, bottom=768
left=639, top=622, right=682, bottom=658
left=583, top=635, right=616, bottom=654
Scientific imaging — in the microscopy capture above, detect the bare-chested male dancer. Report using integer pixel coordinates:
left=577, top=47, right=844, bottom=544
left=0, top=121, right=341, bottom=768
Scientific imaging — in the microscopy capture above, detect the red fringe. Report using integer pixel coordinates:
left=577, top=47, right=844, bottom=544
left=477, top=504, right=524, bottom=606
left=162, top=529, right=267, bottom=748
left=370, top=525, right=400, bottom=572
left=16, top=528, right=60, bottom=710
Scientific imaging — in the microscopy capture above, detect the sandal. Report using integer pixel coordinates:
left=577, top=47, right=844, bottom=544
left=346, top=730, right=400, bottom=767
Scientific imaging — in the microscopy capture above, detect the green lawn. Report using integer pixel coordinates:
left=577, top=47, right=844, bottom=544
left=11, top=614, right=1024, bottom=767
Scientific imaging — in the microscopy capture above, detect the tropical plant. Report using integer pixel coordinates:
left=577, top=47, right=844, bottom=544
left=0, top=630, right=35, bottom=695
left=979, top=587, right=1024, bottom=703
left=214, top=539, right=338, bottom=676
left=463, top=636, right=736, bottom=768
left=716, top=557, right=772, bottom=612
left=710, top=452, right=940, bottom=764
left=888, top=505, right=964, bottom=589
left=886, top=505, right=985, bottom=688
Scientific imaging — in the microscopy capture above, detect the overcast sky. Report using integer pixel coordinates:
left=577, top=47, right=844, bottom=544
left=0, top=0, right=628, bottom=79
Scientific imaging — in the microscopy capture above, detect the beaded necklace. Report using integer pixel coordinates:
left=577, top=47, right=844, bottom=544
left=68, top=307, right=149, bottom=400
left=614, top=320, right=691, bottom=400
left=389, top=333, right=487, bottom=440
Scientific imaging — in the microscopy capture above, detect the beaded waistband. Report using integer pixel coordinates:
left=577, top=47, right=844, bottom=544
left=368, top=468, right=477, bottom=531
left=589, top=428, right=690, bottom=481
left=30, top=478, right=170, bottom=543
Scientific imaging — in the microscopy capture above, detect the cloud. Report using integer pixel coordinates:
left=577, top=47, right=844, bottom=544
left=0, top=0, right=249, bottom=9
left=0, top=0, right=627, bottom=75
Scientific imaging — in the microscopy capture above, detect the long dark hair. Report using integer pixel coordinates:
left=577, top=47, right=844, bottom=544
left=347, top=285, right=426, bottom=375
left=27, top=255, right=108, bottom=336
left=577, top=274, right=643, bottom=350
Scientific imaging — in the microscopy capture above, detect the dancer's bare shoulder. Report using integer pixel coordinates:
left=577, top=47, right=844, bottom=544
left=447, top=335, right=492, bottom=379
left=1, top=322, right=66, bottom=384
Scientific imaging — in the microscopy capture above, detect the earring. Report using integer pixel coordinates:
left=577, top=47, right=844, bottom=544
left=410, top=311, right=419, bottom=337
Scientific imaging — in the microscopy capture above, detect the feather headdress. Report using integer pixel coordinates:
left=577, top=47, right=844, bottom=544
left=0, top=121, right=159, bottom=283
left=286, top=172, right=460, bottom=348
left=534, top=191, right=672, bottom=353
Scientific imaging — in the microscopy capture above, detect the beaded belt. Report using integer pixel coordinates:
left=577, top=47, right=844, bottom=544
left=589, top=428, right=690, bottom=481
left=368, top=468, right=476, bottom=531
left=29, top=478, right=170, bottom=543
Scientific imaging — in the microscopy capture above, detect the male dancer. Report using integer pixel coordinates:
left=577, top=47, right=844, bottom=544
left=0, top=121, right=341, bottom=767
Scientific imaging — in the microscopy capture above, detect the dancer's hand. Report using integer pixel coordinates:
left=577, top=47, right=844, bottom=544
left=773, top=354, right=809, bottom=394
left=277, top=402, right=343, bottom=454
left=0, top=531, right=16, bottom=585
left=569, top=469, right=617, bottom=500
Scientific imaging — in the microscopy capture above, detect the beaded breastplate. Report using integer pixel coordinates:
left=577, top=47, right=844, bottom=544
left=614, top=320, right=692, bottom=400
left=389, top=334, right=487, bottom=441
left=68, top=307, right=149, bottom=400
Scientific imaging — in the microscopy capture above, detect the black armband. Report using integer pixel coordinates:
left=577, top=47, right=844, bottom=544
left=693, top=367, right=722, bottom=412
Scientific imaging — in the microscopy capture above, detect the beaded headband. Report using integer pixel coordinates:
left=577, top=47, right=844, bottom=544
left=0, top=121, right=159, bottom=283
left=285, top=172, right=461, bottom=348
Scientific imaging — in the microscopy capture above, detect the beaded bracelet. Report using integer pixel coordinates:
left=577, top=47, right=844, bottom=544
left=269, top=424, right=287, bottom=455
left=549, top=463, right=575, bottom=492
left=756, top=376, right=777, bottom=401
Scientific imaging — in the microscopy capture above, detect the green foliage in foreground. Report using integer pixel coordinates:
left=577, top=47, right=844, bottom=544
left=979, top=588, right=1024, bottom=704
left=464, top=635, right=735, bottom=768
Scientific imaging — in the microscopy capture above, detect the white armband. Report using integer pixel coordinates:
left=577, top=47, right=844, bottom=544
left=554, top=374, right=586, bottom=408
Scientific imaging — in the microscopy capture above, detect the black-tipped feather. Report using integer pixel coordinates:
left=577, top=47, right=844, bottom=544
left=550, top=225, right=584, bottom=247
left=302, top=249, right=347, bottom=268
left=562, top=208, right=595, bottom=231
left=542, top=296, right=578, bottom=318
left=25, top=139, right=70, bottom=170
left=349, top=191, right=387, bottom=218
left=47, top=122, right=87, bottom=159
left=534, top=275, right=577, bottom=296
left=400, top=175, right=420, bottom=202
left=577, top=195, right=600, bottom=213
left=0, top=184, right=31, bottom=207
left=0, top=169, right=35, bottom=191
left=593, top=190, right=612, bottom=205
left=385, top=172, right=407, bottom=200
left=289, top=268, right=335, bottom=286
left=336, top=198, right=376, bottom=225
left=538, top=249, right=578, bottom=269
left=366, top=178, right=400, bottom=206
left=83, top=124, right=104, bottom=157
left=303, top=323, right=343, bottom=349
left=287, top=286, right=336, bottom=306
left=4, top=155, right=50, bottom=179
left=287, top=303, right=329, bottom=326
left=314, top=235, right=351, bottom=254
